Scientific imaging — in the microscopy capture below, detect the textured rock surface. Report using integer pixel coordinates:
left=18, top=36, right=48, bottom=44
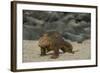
left=23, top=10, right=91, bottom=43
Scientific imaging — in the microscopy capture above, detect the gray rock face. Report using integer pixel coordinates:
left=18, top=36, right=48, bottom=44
left=23, top=10, right=91, bottom=43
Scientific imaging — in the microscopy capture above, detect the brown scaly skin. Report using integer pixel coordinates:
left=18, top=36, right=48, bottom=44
left=38, top=31, right=74, bottom=59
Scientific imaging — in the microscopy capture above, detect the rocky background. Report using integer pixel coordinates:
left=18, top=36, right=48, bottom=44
left=23, top=10, right=91, bottom=43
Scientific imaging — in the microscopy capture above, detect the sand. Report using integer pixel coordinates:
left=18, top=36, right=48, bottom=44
left=22, top=40, right=91, bottom=63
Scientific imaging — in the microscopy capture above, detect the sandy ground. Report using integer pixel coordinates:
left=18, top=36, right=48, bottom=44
left=22, top=40, right=91, bottom=63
